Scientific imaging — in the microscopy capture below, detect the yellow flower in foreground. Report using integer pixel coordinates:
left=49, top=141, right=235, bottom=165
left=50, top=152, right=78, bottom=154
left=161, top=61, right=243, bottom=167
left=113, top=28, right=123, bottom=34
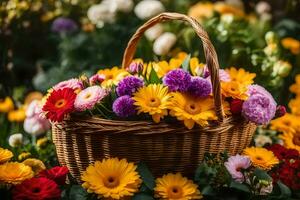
left=190, top=57, right=205, bottom=76
left=270, top=113, right=300, bottom=134
left=98, top=66, right=128, bottom=87
left=188, top=2, right=214, bottom=22
left=279, top=132, right=300, bottom=153
left=221, top=81, right=248, bottom=100
left=290, top=75, right=300, bottom=96
left=281, top=37, right=300, bottom=55
left=81, top=158, right=142, bottom=199
left=226, top=67, right=256, bottom=86
left=0, top=97, right=14, bottom=113
left=0, top=162, right=33, bottom=185
left=133, top=84, right=171, bottom=123
left=243, top=147, right=279, bottom=170
left=153, top=59, right=182, bottom=78
left=23, top=158, right=46, bottom=175
left=155, top=173, right=202, bottom=200
left=18, top=152, right=32, bottom=161
left=288, top=97, right=300, bottom=116
left=0, top=148, right=13, bottom=164
left=8, top=107, right=26, bottom=122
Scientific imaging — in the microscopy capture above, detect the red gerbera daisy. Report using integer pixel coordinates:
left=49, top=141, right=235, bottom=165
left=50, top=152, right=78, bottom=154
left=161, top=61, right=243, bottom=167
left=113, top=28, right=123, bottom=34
left=42, top=88, right=76, bottom=122
left=39, top=166, right=69, bottom=185
left=12, top=177, right=61, bottom=200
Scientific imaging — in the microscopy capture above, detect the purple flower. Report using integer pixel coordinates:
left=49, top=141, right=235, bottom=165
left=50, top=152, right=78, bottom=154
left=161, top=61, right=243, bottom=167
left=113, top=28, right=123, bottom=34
left=51, top=17, right=78, bottom=34
left=128, top=62, right=143, bottom=74
left=89, top=74, right=105, bottom=85
left=113, top=95, right=136, bottom=118
left=224, top=154, right=251, bottom=183
left=116, top=76, right=144, bottom=96
left=242, top=94, right=277, bottom=124
left=247, top=84, right=273, bottom=99
left=162, top=69, right=191, bottom=92
left=187, top=77, right=212, bottom=97
left=204, top=66, right=230, bottom=82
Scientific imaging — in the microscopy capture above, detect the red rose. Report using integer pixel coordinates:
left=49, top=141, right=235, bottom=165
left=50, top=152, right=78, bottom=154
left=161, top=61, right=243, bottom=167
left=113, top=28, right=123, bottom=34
left=39, top=166, right=69, bottom=185
left=230, top=99, right=244, bottom=114
left=13, top=177, right=61, bottom=200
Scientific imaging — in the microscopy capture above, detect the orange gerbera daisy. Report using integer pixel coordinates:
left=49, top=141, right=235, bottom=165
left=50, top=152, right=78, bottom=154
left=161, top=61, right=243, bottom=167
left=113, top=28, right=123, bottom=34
left=226, top=67, right=256, bottom=86
left=290, top=75, right=300, bottom=96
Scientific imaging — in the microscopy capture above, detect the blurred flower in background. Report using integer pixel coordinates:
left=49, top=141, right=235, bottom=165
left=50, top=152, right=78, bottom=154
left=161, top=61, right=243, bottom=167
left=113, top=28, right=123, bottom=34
left=51, top=17, right=78, bottom=34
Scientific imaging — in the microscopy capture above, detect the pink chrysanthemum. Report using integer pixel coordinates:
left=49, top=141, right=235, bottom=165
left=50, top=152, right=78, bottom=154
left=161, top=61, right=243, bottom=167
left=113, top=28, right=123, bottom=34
left=224, top=154, right=251, bottom=183
left=74, top=86, right=107, bottom=111
left=53, top=78, right=83, bottom=91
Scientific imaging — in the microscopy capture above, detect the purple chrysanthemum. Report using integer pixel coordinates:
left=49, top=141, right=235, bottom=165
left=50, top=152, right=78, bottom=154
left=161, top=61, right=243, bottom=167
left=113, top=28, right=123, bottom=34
left=204, top=66, right=230, bottom=82
left=116, top=76, right=144, bottom=96
left=187, top=77, right=212, bottom=97
left=112, top=95, right=136, bottom=118
left=162, top=69, right=191, bottom=92
left=242, top=94, right=277, bottom=125
left=51, top=17, right=78, bottom=34
left=247, top=84, right=273, bottom=99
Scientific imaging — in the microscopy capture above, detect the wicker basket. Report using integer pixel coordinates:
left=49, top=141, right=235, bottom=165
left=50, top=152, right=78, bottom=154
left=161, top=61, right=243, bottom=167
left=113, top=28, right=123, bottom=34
left=52, top=12, right=256, bottom=183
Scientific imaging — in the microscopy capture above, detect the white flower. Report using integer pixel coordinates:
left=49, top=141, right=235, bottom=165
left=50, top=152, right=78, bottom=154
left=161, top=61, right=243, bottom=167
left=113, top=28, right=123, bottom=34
left=87, top=3, right=116, bottom=28
left=145, top=24, right=163, bottom=41
left=153, top=32, right=177, bottom=56
left=114, top=0, right=134, bottom=13
left=134, top=0, right=165, bottom=20
left=8, top=133, right=23, bottom=147
left=256, top=1, right=271, bottom=15
left=254, top=135, right=272, bottom=147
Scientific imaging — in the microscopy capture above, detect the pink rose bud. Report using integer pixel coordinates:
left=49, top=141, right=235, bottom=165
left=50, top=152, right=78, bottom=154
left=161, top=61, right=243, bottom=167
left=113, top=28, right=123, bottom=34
left=89, top=74, right=105, bottom=85
left=275, top=105, right=286, bottom=118
left=128, top=62, right=143, bottom=74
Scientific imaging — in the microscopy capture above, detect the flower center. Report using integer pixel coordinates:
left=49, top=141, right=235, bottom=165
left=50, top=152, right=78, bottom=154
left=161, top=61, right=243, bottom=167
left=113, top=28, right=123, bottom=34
left=185, top=103, right=200, bottom=114
left=292, top=134, right=300, bottom=146
left=104, top=176, right=119, bottom=188
left=54, top=99, right=66, bottom=108
left=84, top=93, right=92, bottom=100
left=32, top=187, right=40, bottom=193
left=168, top=186, right=183, bottom=199
left=255, top=156, right=263, bottom=161
left=107, top=74, right=113, bottom=80
left=148, top=97, right=160, bottom=107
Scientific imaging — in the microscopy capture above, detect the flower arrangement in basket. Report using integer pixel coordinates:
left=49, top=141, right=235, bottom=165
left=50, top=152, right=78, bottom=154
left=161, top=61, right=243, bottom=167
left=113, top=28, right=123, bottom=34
left=42, top=13, right=280, bottom=182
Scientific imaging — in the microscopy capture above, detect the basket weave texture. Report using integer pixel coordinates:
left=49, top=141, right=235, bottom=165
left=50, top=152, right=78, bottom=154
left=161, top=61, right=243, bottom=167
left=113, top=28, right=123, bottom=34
left=52, top=12, right=256, bottom=183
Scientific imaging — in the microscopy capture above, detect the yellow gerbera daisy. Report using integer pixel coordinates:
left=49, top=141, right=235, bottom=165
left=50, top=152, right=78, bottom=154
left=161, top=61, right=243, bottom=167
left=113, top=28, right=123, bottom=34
left=23, top=158, right=46, bottom=175
left=153, top=59, right=182, bottom=78
left=288, top=97, right=300, bottom=116
left=243, top=147, right=279, bottom=170
left=0, top=148, right=13, bottom=164
left=279, top=132, right=300, bottom=153
left=226, top=67, right=256, bottom=86
left=221, top=81, right=249, bottom=100
left=133, top=84, right=171, bottom=123
left=270, top=113, right=300, bottom=134
left=0, top=97, right=14, bottom=113
left=97, top=66, right=128, bottom=87
left=154, top=173, right=202, bottom=200
left=168, top=92, right=230, bottom=129
left=290, top=74, right=300, bottom=96
left=0, top=162, right=34, bottom=185
left=8, top=107, right=26, bottom=122
left=281, top=37, right=300, bottom=55
left=81, top=158, right=142, bottom=199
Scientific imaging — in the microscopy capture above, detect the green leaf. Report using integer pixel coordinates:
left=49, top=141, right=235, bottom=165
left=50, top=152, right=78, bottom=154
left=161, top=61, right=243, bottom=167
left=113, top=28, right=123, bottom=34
left=137, top=162, right=155, bottom=190
left=276, top=181, right=292, bottom=199
left=132, top=193, right=154, bottom=200
left=253, top=168, right=272, bottom=181
left=181, top=54, right=191, bottom=72
left=230, top=181, right=251, bottom=193
left=148, top=67, right=161, bottom=84
left=69, top=185, right=88, bottom=200
left=201, top=185, right=215, bottom=196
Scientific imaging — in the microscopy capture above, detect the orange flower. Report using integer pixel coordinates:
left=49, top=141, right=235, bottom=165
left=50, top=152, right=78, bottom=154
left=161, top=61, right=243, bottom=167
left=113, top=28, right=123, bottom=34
left=281, top=37, right=300, bottom=55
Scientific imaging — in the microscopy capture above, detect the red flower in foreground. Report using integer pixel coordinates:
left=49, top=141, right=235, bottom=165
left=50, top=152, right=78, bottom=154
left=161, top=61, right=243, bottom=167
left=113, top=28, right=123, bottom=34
left=267, top=144, right=299, bottom=160
left=39, top=166, right=69, bottom=185
left=42, top=88, right=76, bottom=122
left=12, top=177, right=61, bottom=200
left=230, top=99, right=244, bottom=114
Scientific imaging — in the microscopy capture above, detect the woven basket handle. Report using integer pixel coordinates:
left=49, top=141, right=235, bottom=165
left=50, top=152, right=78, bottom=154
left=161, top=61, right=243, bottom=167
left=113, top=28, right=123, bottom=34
left=122, top=12, right=224, bottom=120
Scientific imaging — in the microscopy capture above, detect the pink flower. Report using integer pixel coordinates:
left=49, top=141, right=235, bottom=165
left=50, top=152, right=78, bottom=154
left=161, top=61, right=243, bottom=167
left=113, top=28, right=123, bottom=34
left=89, top=74, right=105, bottom=85
left=74, top=86, right=108, bottom=111
left=224, top=154, right=251, bottom=183
left=53, top=78, right=83, bottom=91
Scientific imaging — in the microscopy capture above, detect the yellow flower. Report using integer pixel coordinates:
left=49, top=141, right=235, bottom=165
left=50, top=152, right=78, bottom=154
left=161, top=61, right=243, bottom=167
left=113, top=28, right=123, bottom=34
left=226, top=67, right=256, bottom=86
left=24, top=91, right=43, bottom=105
left=290, top=75, right=300, bottom=96
left=190, top=57, right=205, bottom=76
left=221, top=81, right=248, bottom=100
left=0, top=162, right=33, bottom=185
left=214, top=2, right=245, bottom=17
left=18, top=152, right=32, bottom=161
left=0, top=97, right=14, bottom=113
left=154, top=173, right=202, bottom=200
left=81, top=158, right=142, bottom=199
left=188, top=2, right=214, bottom=22
left=97, top=66, right=129, bottom=87
left=288, top=97, right=300, bottom=116
left=153, top=59, right=182, bottom=78
left=270, top=113, right=300, bottom=134
left=36, top=137, right=49, bottom=148
left=133, top=84, right=171, bottom=123
left=23, top=158, right=46, bottom=175
left=279, top=132, right=300, bottom=153
left=243, top=147, right=279, bottom=170
left=0, top=148, right=13, bottom=164
left=8, top=107, right=26, bottom=122
left=281, top=37, right=300, bottom=55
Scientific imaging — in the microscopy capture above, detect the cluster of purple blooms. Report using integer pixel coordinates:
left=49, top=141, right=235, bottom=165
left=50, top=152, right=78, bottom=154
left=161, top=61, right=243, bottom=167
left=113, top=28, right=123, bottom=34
left=51, top=17, right=78, bottom=34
